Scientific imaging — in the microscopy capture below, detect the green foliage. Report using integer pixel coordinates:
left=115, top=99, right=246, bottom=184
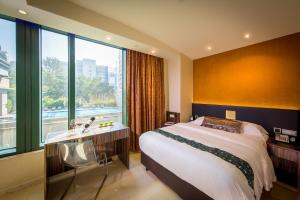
left=76, top=75, right=117, bottom=108
left=42, top=57, right=68, bottom=99
left=6, top=98, right=14, bottom=113
left=42, top=57, right=117, bottom=110
left=42, top=57, right=68, bottom=109
left=43, top=96, right=65, bottom=110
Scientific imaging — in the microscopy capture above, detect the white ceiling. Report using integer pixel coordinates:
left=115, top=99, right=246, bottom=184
left=0, top=0, right=180, bottom=60
left=69, top=0, right=300, bottom=59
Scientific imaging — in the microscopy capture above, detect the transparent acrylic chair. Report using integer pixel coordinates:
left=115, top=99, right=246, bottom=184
left=58, top=140, right=108, bottom=200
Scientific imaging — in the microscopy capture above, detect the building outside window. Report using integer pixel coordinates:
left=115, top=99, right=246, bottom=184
left=75, top=38, right=123, bottom=125
left=0, top=18, right=16, bottom=151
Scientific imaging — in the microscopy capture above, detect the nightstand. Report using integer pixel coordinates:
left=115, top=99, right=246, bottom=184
left=163, top=111, right=180, bottom=127
left=267, top=137, right=300, bottom=192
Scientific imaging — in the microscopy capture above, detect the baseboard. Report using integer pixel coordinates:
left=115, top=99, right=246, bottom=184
left=275, top=181, right=298, bottom=192
left=0, top=175, right=44, bottom=196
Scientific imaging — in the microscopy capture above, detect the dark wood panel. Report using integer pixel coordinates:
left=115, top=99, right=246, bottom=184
left=116, top=137, right=130, bottom=168
left=192, top=103, right=299, bottom=137
left=166, top=111, right=180, bottom=123
left=267, top=138, right=300, bottom=190
left=268, top=145, right=297, bottom=173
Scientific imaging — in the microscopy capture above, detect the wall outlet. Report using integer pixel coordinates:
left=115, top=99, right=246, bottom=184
left=225, top=110, right=236, bottom=120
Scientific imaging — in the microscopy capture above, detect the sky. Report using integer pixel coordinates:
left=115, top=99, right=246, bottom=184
left=0, top=18, right=121, bottom=68
left=42, top=30, right=121, bottom=69
left=0, top=19, right=16, bottom=62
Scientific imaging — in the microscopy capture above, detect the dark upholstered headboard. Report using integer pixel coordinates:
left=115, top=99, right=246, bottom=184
left=192, top=103, right=300, bottom=136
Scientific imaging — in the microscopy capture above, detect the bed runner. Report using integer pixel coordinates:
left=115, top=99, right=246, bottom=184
left=153, top=129, right=254, bottom=189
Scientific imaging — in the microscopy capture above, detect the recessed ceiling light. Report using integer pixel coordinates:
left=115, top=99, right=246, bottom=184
left=106, top=36, right=112, bottom=41
left=151, top=50, right=156, bottom=54
left=18, top=9, right=27, bottom=15
left=244, top=33, right=250, bottom=39
left=207, top=46, right=212, bottom=51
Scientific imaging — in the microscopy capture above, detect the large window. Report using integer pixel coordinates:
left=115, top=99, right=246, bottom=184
left=0, top=18, right=16, bottom=152
left=75, top=38, right=123, bottom=124
left=0, top=14, right=125, bottom=157
left=41, top=30, right=69, bottom=142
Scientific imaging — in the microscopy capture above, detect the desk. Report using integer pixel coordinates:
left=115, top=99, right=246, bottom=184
left=44, top=123, right=129, bottom=199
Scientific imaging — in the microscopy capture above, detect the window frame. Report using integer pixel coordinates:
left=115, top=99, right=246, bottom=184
left=0, top=14, right=127, bottom=157
left=15, top=19, right=41, bottom=154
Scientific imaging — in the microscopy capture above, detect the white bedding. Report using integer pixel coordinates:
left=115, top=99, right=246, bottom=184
left=139, top=122, right=276, bottom=200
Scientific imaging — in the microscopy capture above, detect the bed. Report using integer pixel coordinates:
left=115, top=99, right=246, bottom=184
left=139, top=117, right=276, bottom=200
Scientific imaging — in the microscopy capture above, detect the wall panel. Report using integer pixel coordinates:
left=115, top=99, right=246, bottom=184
left=193, top=33, right=300, bottom=109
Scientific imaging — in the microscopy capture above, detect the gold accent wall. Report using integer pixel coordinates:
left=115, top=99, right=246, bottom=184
left=193, top=32, right=300, bottom=110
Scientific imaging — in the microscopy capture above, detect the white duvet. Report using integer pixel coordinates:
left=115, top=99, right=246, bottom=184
left=139, top=122, right=276, bottom=200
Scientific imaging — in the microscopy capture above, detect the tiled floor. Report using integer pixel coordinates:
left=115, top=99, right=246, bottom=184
left=1, top=153, right=300, bottom=200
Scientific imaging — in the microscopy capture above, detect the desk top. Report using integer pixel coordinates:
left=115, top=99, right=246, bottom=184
left=45, top=123, right=129, bottom=145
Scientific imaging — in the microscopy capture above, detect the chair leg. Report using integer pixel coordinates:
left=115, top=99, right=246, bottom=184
left=60, top=168, right=77, bottom=200
left=99, top=152, right=108, bottom=176
left=94, top=153, right=108, bottom=200
left=94, top=173, right=108, bottom=200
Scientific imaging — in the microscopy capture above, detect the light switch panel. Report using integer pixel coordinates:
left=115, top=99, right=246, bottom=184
left=282, top=129, right=297, bottom=136
left=226, top=110, right=236, bottom=120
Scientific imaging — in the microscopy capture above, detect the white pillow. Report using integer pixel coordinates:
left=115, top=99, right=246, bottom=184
left=241, top=121, right=269, bottom=142
left=190, top=117, right=269, bottom=142
left=190, top=116, right=204, bottom=125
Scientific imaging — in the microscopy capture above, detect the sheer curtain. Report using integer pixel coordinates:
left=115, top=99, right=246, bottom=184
left=127, top=49, right=165, bottom=151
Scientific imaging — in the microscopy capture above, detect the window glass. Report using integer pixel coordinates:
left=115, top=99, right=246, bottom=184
left=75, top=38, right=122, bottom=125
left=0, top=19, right=16, bottom=151
left=41, top=30, right=68, bottom=142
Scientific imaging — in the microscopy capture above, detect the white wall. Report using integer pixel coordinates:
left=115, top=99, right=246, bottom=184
left=166, top=56, right=181, bottom=113
left=165, top=53, right=193, bottom=121
left=164, top=59, right=170, bottom=111
left=180, top=54, right=193, bottom=122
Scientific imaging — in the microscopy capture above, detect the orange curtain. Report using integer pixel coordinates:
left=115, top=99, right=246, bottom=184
left=127, top=49, right=165, bottom=151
